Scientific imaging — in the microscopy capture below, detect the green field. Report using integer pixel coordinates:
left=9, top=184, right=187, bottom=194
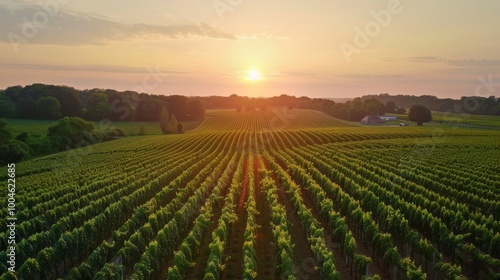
left=1, top=109, right=499, bottom=280
left=5, top=117, right=204, bottom=137
left=394, top=111, right=500, bottom=128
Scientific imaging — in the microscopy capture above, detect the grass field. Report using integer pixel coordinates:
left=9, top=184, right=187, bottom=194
left=1, top=109, right=499, bottom=280
left=5, top=117, right=205, bottom=136
left=394, top=111, right=500, bottom=128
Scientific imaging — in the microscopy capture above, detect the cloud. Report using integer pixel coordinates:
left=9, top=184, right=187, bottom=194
left=405, top=56, right=500, bottom=76
left=215, top=70, right=315, bottom=79
left=408, top=57, right=500, bottom=67
left=445, top=59, right=500, bottom=67
left=407, top=56, right=443, bottom=63
left=236, top=33, right=293, bottom=41
left=0, top=4, right=235, bottom=46
left=336, top=74, right=410, bottom=79
left=438, top=67, right=500, bottom=75
left=266, top=71, right=315, bottom=78
left=0, top=63, right=187, bottom=74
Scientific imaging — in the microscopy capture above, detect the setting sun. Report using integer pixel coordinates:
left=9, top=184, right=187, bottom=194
left=247, top=69, right=262, bottom=81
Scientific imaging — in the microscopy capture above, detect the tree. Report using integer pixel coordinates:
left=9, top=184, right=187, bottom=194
left=385, top=101, right=397, bottom=114
left=170, top=114, right=178, bottom=132
left=17, top=97, right=37, bottom=118
left=187, top=100, right=205, bottom=120
left=408, top=105, right=432, bottom=125
left=136, top=99, right=161, bottom=121
left=4, top=85, right=23, bottom=101
left=0, top=119, right=13, bottom=143
left=21, top=84, right=83, bottom=117
left=1, top=140, right=30, bottom=163
left=0, top=120, right=30, bottom=164
left=159, top=107, right=171, bottom=134
left=47, top=117, right=97, bottom=150
left=107, top=91, right=135, bottom=121
left=46, top=85, right=83, bottom=117
left=347, top=106, right=367, bottom=121
left=36, top=96, right=61, bottom=119
left=86, top=92, right=110, bottom=120
left=364, top=98, right=385, bottom=115
left=165, top=95, right=188, bottom=120
left=177, top=123, right=183, bottom=133
left=0, top=93, right=17, bottom=118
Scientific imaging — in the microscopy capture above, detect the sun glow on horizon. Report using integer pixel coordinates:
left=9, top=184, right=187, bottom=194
left=246, top=69, right=262, bottom=81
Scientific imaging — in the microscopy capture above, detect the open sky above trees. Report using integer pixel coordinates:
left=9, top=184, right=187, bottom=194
left=1, top=1, right=500, bottom=98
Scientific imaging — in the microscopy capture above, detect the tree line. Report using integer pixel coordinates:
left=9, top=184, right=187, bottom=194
left=360, top=94, right=500, bottom=116
left=188, top=95, right=403, bottom=122
left=0, top=84, right=205, bottom=122
left=192, top=94, right=498, bottom=121
left=296, top=97, right=405, bottom=122
left=0, top=84, right=207, bottom=164
left=2, top=85, right=498, bottom=122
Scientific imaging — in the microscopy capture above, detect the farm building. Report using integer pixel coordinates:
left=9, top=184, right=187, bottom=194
left=360, top=115, right=386, bottom=124
left=379, top=115, right=397, bottom=121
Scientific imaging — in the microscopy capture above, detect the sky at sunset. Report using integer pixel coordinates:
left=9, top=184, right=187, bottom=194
left=1, top=0, right=500, bottom=98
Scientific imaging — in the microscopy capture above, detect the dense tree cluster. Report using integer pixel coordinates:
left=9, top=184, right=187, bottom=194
left=194, top=93, right=499, bottom=121
left=3, top=84, right=498, bottom=125
left=0, top=84, right=208, bottom=163
left=186, top=95, right=405, bottom=122
left=408, top=105, right=432, bottom=125
left=188, top=94, right=312, bottom=112
left=296, top=97, right=404, bottom=122
left=0, top=119, right=30, bottom=164
left=361, top=94, right=500, bottom=116
left=47, top=117, right=125, bottom=150
left=0, top=117, right=125, bottom=164
left=1, top=84, right=82, bottom=119
left=0, top=84, right=206, bottom=122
